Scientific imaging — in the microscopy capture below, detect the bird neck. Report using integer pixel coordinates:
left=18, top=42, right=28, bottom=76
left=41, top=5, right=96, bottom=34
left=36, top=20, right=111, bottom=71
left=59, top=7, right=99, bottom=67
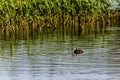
left=72, top=47, right=77, bottom=52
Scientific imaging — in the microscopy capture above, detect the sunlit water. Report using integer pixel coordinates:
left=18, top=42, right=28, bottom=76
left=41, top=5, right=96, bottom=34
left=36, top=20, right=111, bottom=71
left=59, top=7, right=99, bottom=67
left=0, top=25, right=120, bottom=80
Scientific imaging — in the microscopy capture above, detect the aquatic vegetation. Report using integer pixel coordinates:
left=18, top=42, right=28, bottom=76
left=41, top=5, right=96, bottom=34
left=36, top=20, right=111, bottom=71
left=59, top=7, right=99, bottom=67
left=0, top=0, right=118, bottom=36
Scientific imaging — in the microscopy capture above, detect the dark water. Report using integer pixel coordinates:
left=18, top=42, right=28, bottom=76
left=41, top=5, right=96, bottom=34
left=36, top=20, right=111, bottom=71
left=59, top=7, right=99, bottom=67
left=0, top=24, right=120, bottom=80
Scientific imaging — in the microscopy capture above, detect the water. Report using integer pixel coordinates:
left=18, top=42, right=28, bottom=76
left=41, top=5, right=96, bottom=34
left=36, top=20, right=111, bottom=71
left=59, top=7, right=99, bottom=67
left=0, top=24, right=120, bottom=80
left=109, top=0, right=120, bottom=9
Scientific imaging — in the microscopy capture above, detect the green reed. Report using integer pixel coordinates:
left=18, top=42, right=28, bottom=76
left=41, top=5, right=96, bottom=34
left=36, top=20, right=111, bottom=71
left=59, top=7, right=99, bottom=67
left=0, top=0, right=118, bottom=33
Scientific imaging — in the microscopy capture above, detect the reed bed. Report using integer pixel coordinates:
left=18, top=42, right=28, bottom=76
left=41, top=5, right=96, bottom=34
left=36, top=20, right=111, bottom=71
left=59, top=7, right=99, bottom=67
left=0, top=0, right=118, bottom=36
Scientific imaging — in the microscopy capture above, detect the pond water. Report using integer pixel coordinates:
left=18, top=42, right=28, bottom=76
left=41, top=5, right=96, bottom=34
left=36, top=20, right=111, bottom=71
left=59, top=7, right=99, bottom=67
left=0, top=24, right=120, bottom=80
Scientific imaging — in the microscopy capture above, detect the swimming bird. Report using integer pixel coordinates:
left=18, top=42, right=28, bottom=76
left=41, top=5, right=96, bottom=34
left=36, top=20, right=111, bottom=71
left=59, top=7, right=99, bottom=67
left=71, top=45, right=83, bottom=56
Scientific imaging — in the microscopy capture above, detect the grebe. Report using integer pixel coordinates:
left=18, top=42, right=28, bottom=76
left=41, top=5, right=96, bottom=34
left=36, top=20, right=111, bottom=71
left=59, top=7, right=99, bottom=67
left=71, top=45, right=83, bottom=56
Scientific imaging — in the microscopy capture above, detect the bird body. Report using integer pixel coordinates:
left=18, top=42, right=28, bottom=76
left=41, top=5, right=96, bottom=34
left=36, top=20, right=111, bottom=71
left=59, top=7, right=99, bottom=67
left=72, top=45, right=83, bottom=56
left=73, top=49, right=83, bottom=56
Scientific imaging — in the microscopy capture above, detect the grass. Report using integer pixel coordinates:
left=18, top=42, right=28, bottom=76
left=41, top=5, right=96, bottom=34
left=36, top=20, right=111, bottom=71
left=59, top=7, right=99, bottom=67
left=0, top=0, right=118, bottom=36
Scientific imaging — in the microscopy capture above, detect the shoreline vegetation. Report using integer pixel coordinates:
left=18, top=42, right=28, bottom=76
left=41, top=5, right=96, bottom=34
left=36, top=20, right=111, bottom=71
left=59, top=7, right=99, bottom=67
left=0, top=0, right=119, bottom=55
left=0, top=0, right=119, bottom=38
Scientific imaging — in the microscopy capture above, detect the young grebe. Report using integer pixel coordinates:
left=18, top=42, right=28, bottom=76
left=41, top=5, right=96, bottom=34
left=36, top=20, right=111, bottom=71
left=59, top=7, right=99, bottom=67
left=71, top=45, right=83, bottom=56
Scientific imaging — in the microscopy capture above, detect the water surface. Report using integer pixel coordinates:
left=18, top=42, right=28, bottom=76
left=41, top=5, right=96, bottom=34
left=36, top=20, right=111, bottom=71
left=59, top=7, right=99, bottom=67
left=0, top=24, right=120, bottom=80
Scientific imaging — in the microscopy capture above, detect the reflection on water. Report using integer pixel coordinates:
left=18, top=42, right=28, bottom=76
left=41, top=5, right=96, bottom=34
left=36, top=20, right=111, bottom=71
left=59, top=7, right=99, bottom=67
left=0, top=24, right=120, bottom=80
